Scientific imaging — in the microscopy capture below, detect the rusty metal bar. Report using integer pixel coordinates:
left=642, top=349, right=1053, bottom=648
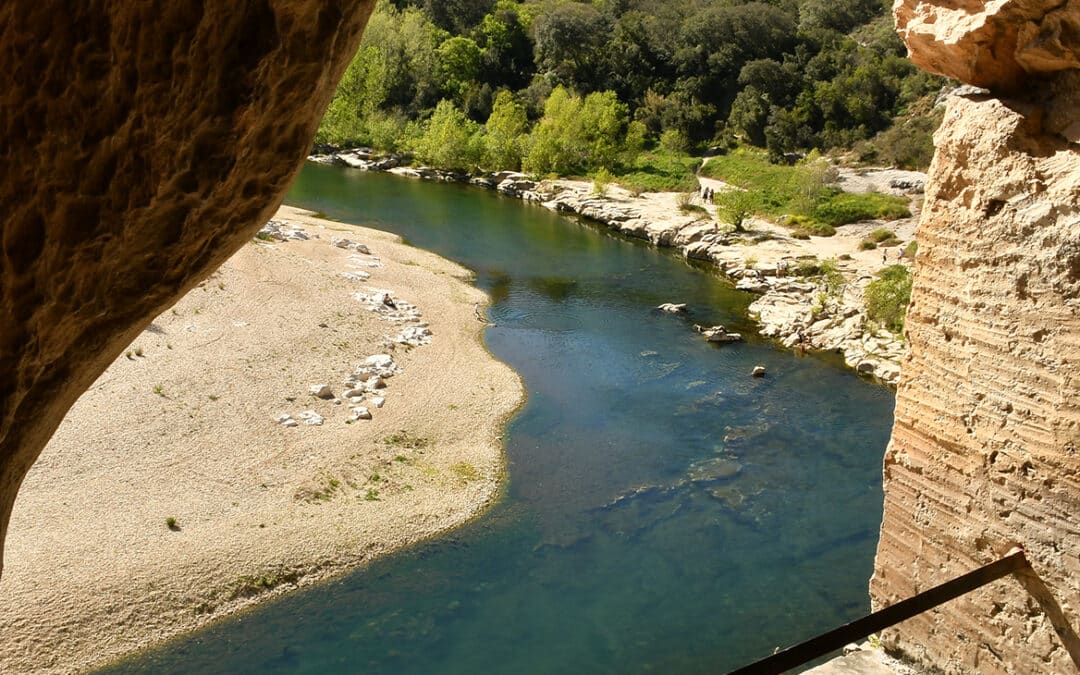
left=727, top=549, right=1030, bottom=675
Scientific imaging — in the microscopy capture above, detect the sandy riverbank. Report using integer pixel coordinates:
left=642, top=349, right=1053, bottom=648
left=0, top=206, right=523, bottom=673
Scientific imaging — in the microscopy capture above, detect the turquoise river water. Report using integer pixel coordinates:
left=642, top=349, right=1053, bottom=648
left=108, top=166, right=895, bottom=674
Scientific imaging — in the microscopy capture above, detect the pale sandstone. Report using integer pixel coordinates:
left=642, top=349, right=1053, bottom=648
left=894, top=0, right=1080, bottom=91
left=870, top=82, right=1080, bottom=673
left=0, top=206, right=523, bottom=673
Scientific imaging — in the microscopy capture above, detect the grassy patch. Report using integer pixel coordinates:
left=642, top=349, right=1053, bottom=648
left=230, top=569, right=300, bottom=600
left=699, top=146, right=910, bottom=235
left=614, top=150, right=700, bottom=193
left=450, top=462, right=481, bottom=483
left=382, top=431, right=431, bottom=450
left=294, top=473, right=342, bottom=503
left=811, top=193, right=910, bottom=227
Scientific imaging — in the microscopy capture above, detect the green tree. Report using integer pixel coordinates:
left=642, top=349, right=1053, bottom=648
left=438, top=36, right=483, bottom=100
left=523, top=86, right=583, bottom=175
left=412, top=100, right=482, bottom=170
left=483, top=90, right=529, bottom=170
left=579, top=90, right=629, bottom=170
left=532, top=3, right=608, bottom=89
left=715, top=189, right=761, bottom=232
left=865, top=264, right=913, bottom=333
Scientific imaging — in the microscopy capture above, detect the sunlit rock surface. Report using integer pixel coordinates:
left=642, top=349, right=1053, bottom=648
left=872, top=2, right=1080, bottom=669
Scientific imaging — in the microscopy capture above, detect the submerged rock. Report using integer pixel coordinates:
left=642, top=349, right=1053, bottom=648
left=686, top=457, right=742, bottom=483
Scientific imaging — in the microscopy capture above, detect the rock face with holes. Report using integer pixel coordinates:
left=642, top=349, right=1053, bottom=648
left=871, top=2, right=1080, bottom=672
left=0, top=1, right=377, bottom=576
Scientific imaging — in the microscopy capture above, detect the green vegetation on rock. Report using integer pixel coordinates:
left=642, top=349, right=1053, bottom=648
left=865, top=264, right=913, bottom=333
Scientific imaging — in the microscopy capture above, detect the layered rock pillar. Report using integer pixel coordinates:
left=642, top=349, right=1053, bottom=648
left=871, top=1, right=1080, bottom=672
left=0, top=0, right=376, bottom=576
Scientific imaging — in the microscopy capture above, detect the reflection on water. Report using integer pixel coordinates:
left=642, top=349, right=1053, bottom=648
left=108, top=167, right=893, bottom=674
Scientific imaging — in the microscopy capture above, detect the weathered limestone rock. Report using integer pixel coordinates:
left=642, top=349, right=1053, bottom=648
left=894, top=0, right=1080, bottom=91
left=870, top=75, right=1080, bottom=672
left=0, top=0, right=377, bottom=576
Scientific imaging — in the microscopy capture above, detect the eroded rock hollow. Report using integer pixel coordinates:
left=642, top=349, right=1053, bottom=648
left=872, top=0, right=1080, bottom=671
left=0, top=0, right=376, bottom=576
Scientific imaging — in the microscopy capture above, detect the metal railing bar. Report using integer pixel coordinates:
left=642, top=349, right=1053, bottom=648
left=726, top=549, right=1030, bottom=675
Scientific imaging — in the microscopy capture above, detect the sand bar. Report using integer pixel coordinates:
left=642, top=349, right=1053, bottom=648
left=0, top=205, right=523, bottom=673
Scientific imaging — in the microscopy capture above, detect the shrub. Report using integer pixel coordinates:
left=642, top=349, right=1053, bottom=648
left=592, top=167, right=614, bottom=196
left=860, top=240, right=877, bottom=250
left=869, top=228, right=895, bottom=243
left=865, top=264, right=913, bottom=333
left=677, top=192, right=706, bottom=214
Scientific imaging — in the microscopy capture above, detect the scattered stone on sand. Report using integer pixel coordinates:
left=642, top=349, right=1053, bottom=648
left=331, top=237, right=371, bottom=254
left=752, top=365, right=767, bottom=378
left=296, top=410, right=324, bottom=426
left=257, top=219, right=311, bottom=242
left=341, top=271, right=371, bottom=282
left=310, top=384, right=334, bottom=399
left=368, top=396, right=385, bottom=408
left=348, top=406, right=373, bottom=421
left=395, top=325, right=433, bottom=346
left=275, top=413, right=299, bottom=428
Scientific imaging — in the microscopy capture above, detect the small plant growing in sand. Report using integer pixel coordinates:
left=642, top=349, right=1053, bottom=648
left=134, top=347, right=143, bottom=357
left=383, top=431, right=430, bottom=450
left=450, top=462, right=481, bottom=483
left=365, top=489, right=380, bottom=501
left=152, top=384, right=165, bottom=396
left=166, top=517, right=179, bottom=531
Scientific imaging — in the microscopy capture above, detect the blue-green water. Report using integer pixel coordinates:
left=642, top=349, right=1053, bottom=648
left=109, top=166, right=893, bottom=674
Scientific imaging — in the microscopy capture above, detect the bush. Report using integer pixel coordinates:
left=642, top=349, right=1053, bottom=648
left=860, top=240, right=877, bottom=250
left=869, top=228, right=895, bottom=243
left=787, top=215, right=836, bottom=237
left=865, top=264, right=913, bottom=333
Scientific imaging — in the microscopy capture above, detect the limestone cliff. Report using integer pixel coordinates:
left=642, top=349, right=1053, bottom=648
left=872, top=1, right=1080, bottom=672
left=0, top=0, right=376, bottom=576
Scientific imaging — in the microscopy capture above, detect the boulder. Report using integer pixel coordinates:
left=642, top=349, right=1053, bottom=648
left=657, top=303, right=687, bottom=314
left=751, top=366, right=767, bottom=378
left=309, top=384, right=334, bottom=399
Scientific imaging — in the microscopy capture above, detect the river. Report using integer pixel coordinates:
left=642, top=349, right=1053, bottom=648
left=107, top=166, right=894, bottom=674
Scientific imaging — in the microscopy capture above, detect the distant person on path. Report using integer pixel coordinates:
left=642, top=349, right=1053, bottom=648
left=882, top=249, right=887, bottom=264
left=898, top=247, right=905, bottom=261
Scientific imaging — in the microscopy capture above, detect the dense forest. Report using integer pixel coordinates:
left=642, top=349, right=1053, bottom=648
left=317, top=0, right=945, bottom=177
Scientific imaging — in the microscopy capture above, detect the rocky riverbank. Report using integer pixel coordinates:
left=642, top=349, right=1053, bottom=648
left=309, top=149, right=924, bottom=385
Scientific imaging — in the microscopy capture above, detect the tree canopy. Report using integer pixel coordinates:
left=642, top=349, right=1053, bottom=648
left=317, top=0, right=943, bottom=171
